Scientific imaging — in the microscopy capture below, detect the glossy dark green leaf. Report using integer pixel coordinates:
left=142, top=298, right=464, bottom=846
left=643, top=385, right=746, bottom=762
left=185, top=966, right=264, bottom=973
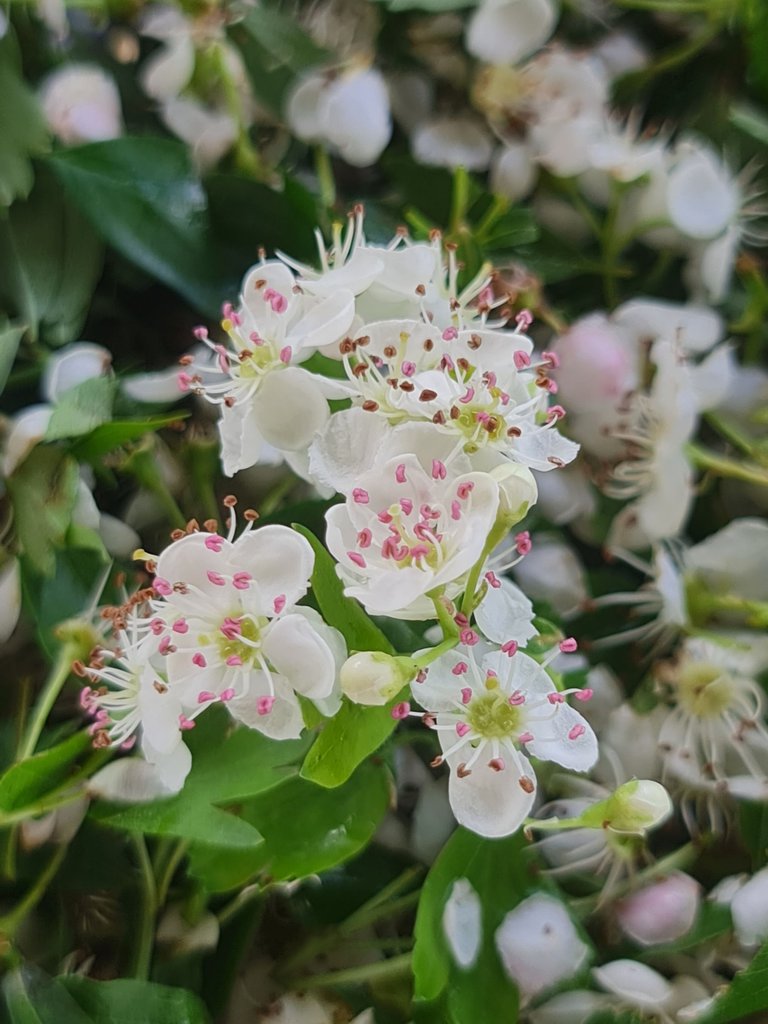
left=0, top=167, right=103, bottom=345
left=0, top=31, right=49, bottom=207
left=413, top=828, right=544, bottom=1023
left=48, top=139, right=223, bottom=316
left=239, top=5, right=327, bottom=73
left=92, top=793, right=263, bottom=849
left=0, top=321, right=24, bottom=395
left=7, top=446, right=80, bottom=576
left=59, top=975, right=210, bottom=1023
left=2, top=967, right=92, bottom=1024
left=0, top=731, right=89, bottom=814
left=69, top=413, right=188, bottom=463
left=300, top=697, right=403, bottom=789
left=45, top=377, right=117, bottom=441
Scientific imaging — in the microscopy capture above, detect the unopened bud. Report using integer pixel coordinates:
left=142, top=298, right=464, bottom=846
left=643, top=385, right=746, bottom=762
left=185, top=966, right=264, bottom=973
left=340, top=652, right=416, bottom=706
left=616, top=872, right=700, bottom=946
left=587, top=780, right=672, bottom=835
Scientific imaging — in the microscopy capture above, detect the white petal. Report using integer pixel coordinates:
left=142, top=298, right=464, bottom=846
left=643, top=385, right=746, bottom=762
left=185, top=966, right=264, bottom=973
left=442, top=878, right=483, bottom=969
left=511, top=539, right=588, bottom=618
left=232, top=525, right=314, bottom=609
left=154, top=531, right=235, bottom=593
left=250, top=367, right=330, bottom=451
left=412, top=117, right=493, bottom=172
left=491, top=141, right=536, bottom=202
left=262, top=614, right=336, bottom=699
left=731, top=867, right=768, bottom=947
left=529, top=992, right=611, bottom=1024
left=288, top=289, right=356, bottom=353
left=466, top=0, right=557, bottom=65
left=3, top=405, right=53, bottom=476
left=139, top=668, right=182, bottom=755
left=218, top=401, right=267, bottom=477
left=667, top=144, right=738, bottom=241
left=526, top=706, right=598, bottom=773
left=286, top=72, right=326, bottom=142
left=495, top=893, right=589, bottom=999
left=509, top=429, right=580, bottom=472
left=322, top=68, right=392, bottom=167
left=593, top=960, right=673, bottom=1009
left=687, top=518, right=768, bottom=602
left=87, top=755, right=183, bottom=803
left=140, top=38, right=195, bottom=101
left=475, top=579, right=536, bottom=646
left=228, top=677, right=305, bottom=740
left=445, top=746, right=535, bottom=838
left=42, top=343, right=111, bottom=403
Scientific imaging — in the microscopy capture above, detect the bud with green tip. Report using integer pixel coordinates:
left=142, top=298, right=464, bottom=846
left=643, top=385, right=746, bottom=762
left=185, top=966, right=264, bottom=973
left=340, top=652, right=418, bottom=706
left=582, top=780, right=673, bottom=835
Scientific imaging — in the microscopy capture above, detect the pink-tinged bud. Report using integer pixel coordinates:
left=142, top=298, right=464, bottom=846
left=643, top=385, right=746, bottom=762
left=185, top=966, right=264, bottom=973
left=616, top=873, right=701, bottom=946
left=553, top=313, right=638, bottom=416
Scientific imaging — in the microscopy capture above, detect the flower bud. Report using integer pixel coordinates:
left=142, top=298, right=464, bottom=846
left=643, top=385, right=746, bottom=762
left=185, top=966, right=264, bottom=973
left=616, top=872, right=700, bottom=946
left=597, top=780, right=673, bottom=835
left=340, top=652, right=415, bottom=706
left=730, top=867, right=768, bottom=947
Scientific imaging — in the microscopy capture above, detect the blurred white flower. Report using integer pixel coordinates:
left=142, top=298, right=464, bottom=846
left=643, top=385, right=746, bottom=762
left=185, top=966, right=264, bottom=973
left=39, top=64, right=122, bottom=145
left=728, top=867, right=768, bottom=947
left=412, top=116, right=494, bottom=171
left=42, top=342, right=112, bottom=403
left=616, top=872, right=701, bottom=946
left=511, top=535, right=589, bottom=618
left=466, top=0, right=557, bottom=66
left=443, top=878, right=482, bottom=969
left=490, top=141, right=537, bottom=202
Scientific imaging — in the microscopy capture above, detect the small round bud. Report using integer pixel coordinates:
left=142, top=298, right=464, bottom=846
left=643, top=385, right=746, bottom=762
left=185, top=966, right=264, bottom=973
left=598, top=780, right=673, bottom=835
left=616, top=872, right=700, bottom=946
left=340, top=652, right=415, bottom=706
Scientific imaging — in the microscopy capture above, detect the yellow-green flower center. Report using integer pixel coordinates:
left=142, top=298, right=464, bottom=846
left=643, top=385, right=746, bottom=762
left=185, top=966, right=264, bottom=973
left=466, top=692, right=522, bottom=739
left=676, top=662, right=734, bottom=719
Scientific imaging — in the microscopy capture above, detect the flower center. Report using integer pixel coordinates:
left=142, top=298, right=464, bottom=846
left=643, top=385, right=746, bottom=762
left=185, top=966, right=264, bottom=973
left=466, top=692, right=522, bottom=739
left=676, top=663, right=735, bottom=719
left=211, top=615, right=263, bottom=665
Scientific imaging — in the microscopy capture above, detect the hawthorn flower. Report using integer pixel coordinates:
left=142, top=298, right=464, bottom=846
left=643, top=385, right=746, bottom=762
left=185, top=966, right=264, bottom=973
left=325, top=454, right=501, bottom=618
left=334, top=318, right=578, bottom=473
left=407, top=640, right=597, bottom=837
left=465, top=0, right=557, bottom=66
left=38, top=64, right=123, bottom=145
left=182, top=261, right=355, bottom=475
left=655, top=636, right=768, bottom=800
left=144, top=515, right=345, bottom=739
left=411, top=116, right=494, bottom=172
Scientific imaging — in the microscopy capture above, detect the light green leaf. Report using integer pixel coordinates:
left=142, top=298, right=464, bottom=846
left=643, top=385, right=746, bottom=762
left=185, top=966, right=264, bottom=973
left=730, top=102, right=768, bottom=146
left=7, top=446, right=81, bottom=576
left=46, top=376, right=116, bottom=441
left=0, top=31, right=49, bottom=207
left=59, top=976, right=210, bottom=1024
left=239, top=5, right=327, bottom=73
left=697, top=940, right=768, bottom=1024
left=300, top=697, right=403, bottom=789
left=92, top=794, right=264, bottom=849
left=2, top=967, right=92, bottom=1024
left=0, top=167, right=103, bottom=346
left=69, top=413, right=189, bottom=464
left=0, top=731, right=89, bottom=815
left=0, top=320, right=25, bottom=395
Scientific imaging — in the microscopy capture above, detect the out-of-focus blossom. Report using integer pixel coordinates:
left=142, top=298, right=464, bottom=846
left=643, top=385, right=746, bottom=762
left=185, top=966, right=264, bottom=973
left=39, top=64, right=122, bottom=145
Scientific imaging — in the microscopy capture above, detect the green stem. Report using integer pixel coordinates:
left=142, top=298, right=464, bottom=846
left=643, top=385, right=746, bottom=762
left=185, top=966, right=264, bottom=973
left=154, top=841, right=189, bottom=909
left=124, top=444, right=186, bottom=529
left=460, top=519, right=509, bottom=617
left=704, top=412, right=761, bottom=459
left=17, top=642, right=79, bottom=761
left=449, top=166, right=471, bottom=236
left=314, top=147, right=337, bottom=217
left=289, top=952, right=413, bottom=991
left=687, top=442, right=768, bottom=488
left=0, top=844, right=68, bottom=938
left=216, top=883, right=262, bottom=927
left=132, top=837, right=157, bottom=981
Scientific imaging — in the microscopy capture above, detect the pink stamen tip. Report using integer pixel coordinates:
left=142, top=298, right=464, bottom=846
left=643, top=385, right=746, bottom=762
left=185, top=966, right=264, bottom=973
left=279, top=345, right=292, bottom=364
left=207, top=570, right=226, bottom=586
left=232, top=572, right=252, bottom=590
left=222, top=302, right=234, bottom=318
left=226, top=655, right=244, bottom=667
left=454, top=613, right=469, bottom=627
left=377, top=510, right=393, bottom=524
left=391, top=701, right=411, bottom=720
left=568, top=724, right=586, bottom=741
left=458, top=386, right=475, bottom=404
left=452, top=662, right=468, bottom=676
left=410, top=543, right=430, bottom=559
left=192, top=653, right=207, bottom=668
left=220, top=688, right=236, bottom=702
left=515, top=531, right=532, bottom=556
left=542, top=350, right=560, bottom=369
left=484, top=571, right=502, bottom=589
left=273, top=594, right=286, bottom=615
left=198, top=690, right=217, bottom=704
left=460, top=629, right=479, bottom=646
left=179, top=715, right=196, bottom=731
left=432, top=459, right=447, bottom=480
left=546, top=379, right=558, bottom=394
left=153, top=577, right=173, bottom=596
left=518, top=731, right=534, bottom=744
left=159, top=637, right=174, bottom=655
left=501, top=640, right=518, bottom=657
left=400, top=498, right=414, bottom=515
left=450, top=500, right=461, bottom=521
left=215, top=344, right=229, bottom=374
left=257, top=696, right=276, bottom=715
left=456, top=482, right=474, bottom=499
left=205, top=534, right=224, bottom=552
left=547, top=404, right=566, bottom=421
left=515, top=309, right=533, bottom=329
left=348, top=551, right=367, bottom=569
left=172, top=619, right=188, bottom=634
left=178, top=371, right=193, bottom=392
left=456, top=722, right=471, bottom=737
left=475, top=411, right=491, bottom=425
left=357, top=528, right=372, bottom=548
left=509, top=691, right=525, bottom=706
left=461, top=687, right=473, bottom=705
left=193, top=326, right=208, bottom=340
left=395, top=464, right=407, bottom=484
left=79, top=687, right=93, bottom=710
left=401, top=360, right=416, bottom=377
left=575, top=688, right=594, bottom=702
left=150, top=618, right=165, bottom=635
left=547, top=692, right=565, bottom=704
left=121, top=737, right=137, bottom=751
left=513, top=350, right=531, bottom=370
left=416, top=669, right=428, bottom=683
left=488, top=757, right=505, bottom=772
left=442, top=327, right=458, bottom=341
left=559, top=638, right=578, bottom=653
left=353, top=488, right=370, bottom=504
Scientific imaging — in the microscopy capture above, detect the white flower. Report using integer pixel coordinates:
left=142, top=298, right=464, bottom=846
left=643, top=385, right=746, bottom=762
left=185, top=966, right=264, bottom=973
left=730, top=867, right=768, bottom=947
left=42, top=342, right=112, bottom=403
left=287, top=66, right=392, bottom=167
left=443, top=878, right=482, bottom=969
left=511, top=536, right=588, bottom=618
left=408, top=640, right=597, bottom=836
left=474, top=577, right=537, bottom=648
left=613, top=298, right=724, bottom=356
left=666, top=142, right=739, bottom=242
left=616, top=872, right=701, bottom=947
left=325, top=455, right=500, bottom=618
left=494, top=893, right=589, bottom=1000
left=160, top=96, right=238, bottom=171
left=39, top=64, right=123, bottom=146
left=593, top=960, right=673, bottom=1012
left=466, top=0, right=557, bottom=66
left=185, top=260, right=355, bottom=476
left=490, top=141, right=537, bottom=202
left=686, top=518, right=768, bottom=603
left=146, top=519, right=345, bottom=739
left=534, top=464, right=596, bottom=526
left=411, top=117, right=494, bottom=172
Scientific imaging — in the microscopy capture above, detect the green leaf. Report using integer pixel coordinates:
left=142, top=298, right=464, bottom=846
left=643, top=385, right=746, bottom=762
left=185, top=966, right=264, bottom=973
left=293, top=524, right=393, bottom=655
left=59, top=975, right=210, bottom=1023
left=45, top=376, right=117, bottom=441
left=0, top=731, right=89, bottom=814
left=697, top=940, right=768, bottom=1024
left=48, top=138, right=223, bottom=316
left=480, top=205, right=539, bottom=252
left=7, top=446, right=80, bottom=576
left=377, top=0, right=476, bottom=10
left=92, top=793, right=263, bottom=849
left=730, top=102, right=768, bottom=146
left=69, top=413, right=188, bottom=463
left=0, top=167, right=103, bottom=345
left=300, top=697, right=402, bottom=789
left=0, top=320, right=25, bottom=395
left=413, top=828, right=546, bottom=1023
left=2, top=967, right=92, bottom=1024
left=0, top=31, right=49, bottom=207
left=741, top=800, right=768, bottom=870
